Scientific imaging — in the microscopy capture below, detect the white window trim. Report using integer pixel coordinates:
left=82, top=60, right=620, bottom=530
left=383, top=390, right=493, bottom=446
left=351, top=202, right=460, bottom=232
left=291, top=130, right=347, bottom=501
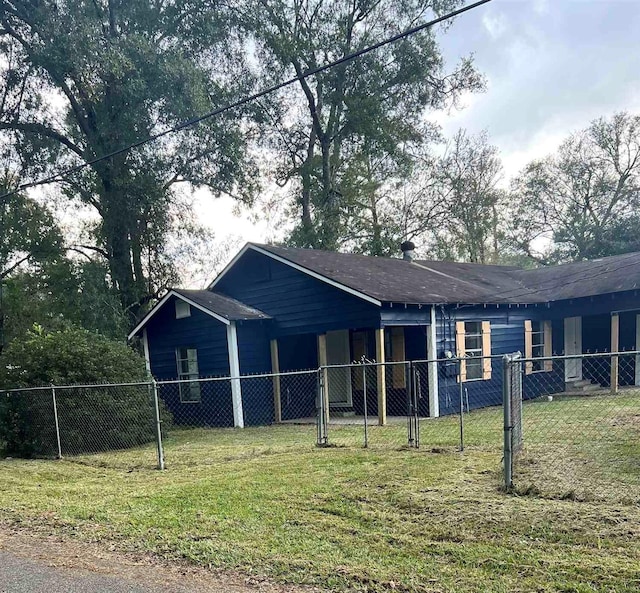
left=176, top=347, right=201, bottom=404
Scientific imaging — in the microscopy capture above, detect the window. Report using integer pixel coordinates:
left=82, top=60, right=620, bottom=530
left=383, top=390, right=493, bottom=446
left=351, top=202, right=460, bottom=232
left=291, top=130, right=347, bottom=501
left=456, top=321, right=491, bottom=381
left=175, top=300, right=191, bottom=319
left=176, top=347, right=201, bottom=403
left=525, top=320, right=552, bottom=373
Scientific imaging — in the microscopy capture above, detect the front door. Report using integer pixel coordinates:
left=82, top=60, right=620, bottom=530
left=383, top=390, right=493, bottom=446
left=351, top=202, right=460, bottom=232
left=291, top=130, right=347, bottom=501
left=564, top=316, right=582, bottom=381
left=325, top=330, right=353, bottom=407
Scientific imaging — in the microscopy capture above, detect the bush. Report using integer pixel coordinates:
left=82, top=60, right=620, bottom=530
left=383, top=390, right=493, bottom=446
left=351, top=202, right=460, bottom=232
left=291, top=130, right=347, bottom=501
left=0, top=326, right=167, bottom=457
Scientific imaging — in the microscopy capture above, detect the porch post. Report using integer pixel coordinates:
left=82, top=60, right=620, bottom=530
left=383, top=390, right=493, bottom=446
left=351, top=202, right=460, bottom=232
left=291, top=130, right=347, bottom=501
left=226, top=321, right=244, bottom=428
left=270, top=339, right=282, bottom=423
left=318, top=334, right=329, bottom=422
left=375, top=327, right=387, bottom=426
left=611, top=313, right=619, bottom=394
left=141, top=328, right=152, bottom=376
left=428, top=306, right=440, bottom=418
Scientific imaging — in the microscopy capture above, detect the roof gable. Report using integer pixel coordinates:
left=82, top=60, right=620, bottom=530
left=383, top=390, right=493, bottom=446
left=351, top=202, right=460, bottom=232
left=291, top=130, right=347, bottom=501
left=208, top=243, right=382, bottom=306
left=128, top=289, right=270, bottom=339
left=240, top=244, right=542, bottom=304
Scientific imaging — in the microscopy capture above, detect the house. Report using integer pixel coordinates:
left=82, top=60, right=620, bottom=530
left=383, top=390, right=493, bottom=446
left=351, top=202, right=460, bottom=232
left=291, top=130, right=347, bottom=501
left=128, top=243, right=640, bottom=427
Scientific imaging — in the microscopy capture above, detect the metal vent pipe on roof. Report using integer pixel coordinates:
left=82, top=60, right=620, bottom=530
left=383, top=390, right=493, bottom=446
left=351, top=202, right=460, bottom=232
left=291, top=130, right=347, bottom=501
left=401, top=240, right=416, bottom=261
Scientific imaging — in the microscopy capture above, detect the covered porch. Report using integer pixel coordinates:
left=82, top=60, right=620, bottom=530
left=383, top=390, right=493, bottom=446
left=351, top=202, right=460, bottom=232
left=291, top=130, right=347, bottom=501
left=559, top=310, right=640, bottom=391
left=269, top=318, right=440, bottom=425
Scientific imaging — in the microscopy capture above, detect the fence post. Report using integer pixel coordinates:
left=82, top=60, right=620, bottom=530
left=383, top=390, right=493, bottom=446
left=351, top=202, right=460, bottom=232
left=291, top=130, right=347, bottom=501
left=502, top=356, right=513, bottom=490
left=362, top=364, right=369, bottom=448
left=414, top=365, right=421, bottom=449
left=611, top=313, right=620, bottom=393
left=316, top=369, right=328, bottom=446
left=51, top=385, right=62, bottom=460
left=458, top=358, right=465, bottom=452
left=151, top=379, right=165, bottom=470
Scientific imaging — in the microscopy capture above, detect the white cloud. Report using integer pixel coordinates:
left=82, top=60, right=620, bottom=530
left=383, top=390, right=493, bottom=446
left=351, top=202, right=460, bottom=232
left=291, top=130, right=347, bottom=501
left=482, top=11, right=508, bottom=40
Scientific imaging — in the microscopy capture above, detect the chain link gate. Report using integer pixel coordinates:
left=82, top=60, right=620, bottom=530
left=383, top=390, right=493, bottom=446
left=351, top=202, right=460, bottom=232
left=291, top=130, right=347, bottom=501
left=316, top=360, right=420, bottom=449
left=502, top=353, right=523, bottom=489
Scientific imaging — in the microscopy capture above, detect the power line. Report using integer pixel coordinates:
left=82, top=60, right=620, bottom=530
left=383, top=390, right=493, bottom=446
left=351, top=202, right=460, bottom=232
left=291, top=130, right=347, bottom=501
left=0, top=0, right=493, bottom=201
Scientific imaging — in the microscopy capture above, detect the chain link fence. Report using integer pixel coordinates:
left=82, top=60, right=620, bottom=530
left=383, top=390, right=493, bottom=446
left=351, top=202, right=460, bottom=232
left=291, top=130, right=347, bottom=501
left=3, top=351, right=637, bottom=502
left=0, top=382, right=161, bottom=468
left=0, top=357, right=512, bottom=467
left=504, top=351, right=640, bottom=503
left=317, top=361, right=419, bottom=450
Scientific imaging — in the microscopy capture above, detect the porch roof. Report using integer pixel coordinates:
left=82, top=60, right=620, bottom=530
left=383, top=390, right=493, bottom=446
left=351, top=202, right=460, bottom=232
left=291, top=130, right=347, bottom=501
left=172, top=289, right=271, bottom=321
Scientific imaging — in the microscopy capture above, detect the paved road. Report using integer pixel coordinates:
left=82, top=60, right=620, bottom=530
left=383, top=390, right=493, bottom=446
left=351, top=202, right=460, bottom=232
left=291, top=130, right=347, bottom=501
left=0, top=550, right=185, bottom=593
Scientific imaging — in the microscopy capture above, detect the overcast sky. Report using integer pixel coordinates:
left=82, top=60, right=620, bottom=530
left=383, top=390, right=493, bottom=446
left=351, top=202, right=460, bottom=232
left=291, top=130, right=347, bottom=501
left=197, top=0, right=640, bottom=272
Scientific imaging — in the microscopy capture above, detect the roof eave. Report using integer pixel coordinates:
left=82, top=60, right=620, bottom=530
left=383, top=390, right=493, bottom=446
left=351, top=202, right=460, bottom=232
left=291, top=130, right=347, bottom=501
left=127, top=289, right=231, bottom=341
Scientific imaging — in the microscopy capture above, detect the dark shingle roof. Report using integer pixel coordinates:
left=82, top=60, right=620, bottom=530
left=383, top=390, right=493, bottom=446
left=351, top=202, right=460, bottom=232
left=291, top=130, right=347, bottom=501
left=253, top=244, right=640, bottom=305
left=515, top=252, right=640, bottom=301
left=256, top=244, right=540, bottom=304
left=174, top=289, right=270, bottom=320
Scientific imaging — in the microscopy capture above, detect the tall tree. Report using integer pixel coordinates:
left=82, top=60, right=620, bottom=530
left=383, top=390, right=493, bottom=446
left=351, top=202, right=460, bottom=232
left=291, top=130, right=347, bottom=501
left=0, top=0, right=255, bottom=325
left=431, top=129, right=504, bottom=263
left=244, top=0, right=483, bottom=251
left=510, top=112, right=640, bottom=263
left=0, top=179, right=64, bottom=349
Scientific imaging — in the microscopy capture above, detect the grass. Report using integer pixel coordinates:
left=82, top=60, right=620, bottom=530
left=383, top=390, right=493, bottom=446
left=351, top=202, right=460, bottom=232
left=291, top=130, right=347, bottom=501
left=1, top=394, right=640, bottom=592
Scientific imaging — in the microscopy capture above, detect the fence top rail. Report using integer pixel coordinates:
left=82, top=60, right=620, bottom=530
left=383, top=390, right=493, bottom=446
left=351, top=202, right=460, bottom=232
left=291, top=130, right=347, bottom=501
left=515, top=350, right=640, bottom=363
left=155, top=367, right=319, bottom=386
left=4, top=350, right=635, bottom=394
left=1, top=380, right=154, bottom=394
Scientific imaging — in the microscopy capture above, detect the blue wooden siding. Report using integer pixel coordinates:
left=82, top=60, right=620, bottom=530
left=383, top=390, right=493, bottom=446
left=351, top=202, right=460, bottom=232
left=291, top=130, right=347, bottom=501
left=146, top=295, right=233, bottom=426
left=277, top=333, right=318, bottom=420
left=215, top=249, right=381, bottom=337
left=146, top=296, right=230, bottom=378
left=236, top=321, right=275, bottom=426
left=431, top=294, right=640, bottom=415
left=435, top=306, right=550, bottom=415
left=546, top=290, right=640, bottom=320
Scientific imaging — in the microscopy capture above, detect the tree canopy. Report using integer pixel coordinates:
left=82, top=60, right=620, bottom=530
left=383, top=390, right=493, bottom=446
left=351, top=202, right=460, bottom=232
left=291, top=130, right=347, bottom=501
left=510, top=112, right=640, bottom=263
left=244, top=0, right=484, bottom=251
left=0, top=0, right=256, bottom=324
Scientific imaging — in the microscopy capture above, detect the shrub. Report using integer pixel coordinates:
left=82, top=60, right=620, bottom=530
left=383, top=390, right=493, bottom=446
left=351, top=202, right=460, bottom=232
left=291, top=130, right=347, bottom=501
left=0, top=326, right=167, bottom=457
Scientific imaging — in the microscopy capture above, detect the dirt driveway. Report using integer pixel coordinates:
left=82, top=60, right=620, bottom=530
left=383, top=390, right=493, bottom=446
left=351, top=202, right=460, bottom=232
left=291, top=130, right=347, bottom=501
left=0, top=527, right=318, bottom=593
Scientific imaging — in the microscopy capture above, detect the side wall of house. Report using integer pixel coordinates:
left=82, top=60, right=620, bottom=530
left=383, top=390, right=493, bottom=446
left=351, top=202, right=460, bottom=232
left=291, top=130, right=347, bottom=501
left=146, top=295, right=233, bottom=426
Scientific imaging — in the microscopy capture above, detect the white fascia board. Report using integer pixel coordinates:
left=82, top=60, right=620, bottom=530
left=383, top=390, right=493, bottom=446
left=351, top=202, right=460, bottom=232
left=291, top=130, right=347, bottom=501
left=208, top=243, right=382, bottom=307
left=127, top=290, right=230, bottom=341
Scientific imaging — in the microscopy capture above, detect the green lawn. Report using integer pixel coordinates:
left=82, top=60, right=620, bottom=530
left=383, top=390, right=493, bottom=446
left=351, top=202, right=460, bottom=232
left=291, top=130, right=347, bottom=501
left=1, top=394, right=639, bottom=592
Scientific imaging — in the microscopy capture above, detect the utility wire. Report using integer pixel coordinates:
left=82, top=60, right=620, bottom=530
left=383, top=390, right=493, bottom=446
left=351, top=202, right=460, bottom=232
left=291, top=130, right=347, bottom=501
left=0, top=0, right=493, bottom=201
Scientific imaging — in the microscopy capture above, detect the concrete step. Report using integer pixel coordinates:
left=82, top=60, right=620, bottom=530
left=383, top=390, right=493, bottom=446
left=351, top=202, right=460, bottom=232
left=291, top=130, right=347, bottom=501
left=580, top=383, right=602, bottom=393
left=564, top=379, right=604, bottom=395
left=567, top=379, right=592, bottom=388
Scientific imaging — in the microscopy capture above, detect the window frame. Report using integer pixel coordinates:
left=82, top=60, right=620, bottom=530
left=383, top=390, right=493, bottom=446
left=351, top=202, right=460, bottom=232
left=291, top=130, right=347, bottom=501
left=175, top=300, right=191, bottom=319
left=525, top=320, right=553, bottom=374
left=176, top=347, right=201, bottom=403
left=456, top=320, right=492, bottom=382
left=464, top=321, right=484, bottom=381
